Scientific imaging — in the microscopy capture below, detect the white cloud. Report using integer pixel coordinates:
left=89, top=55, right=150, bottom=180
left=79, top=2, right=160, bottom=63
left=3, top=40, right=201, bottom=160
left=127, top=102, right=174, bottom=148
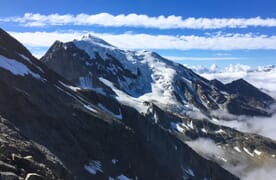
left=225, top=64, right=251, bottom=73
left=210, top=64, right=218, bottom=72
left=210, top=103, right=276, bottom=141
left=9, top=31, right=276, bottom=53
left=3, top=13, right=276, bottom=29
left=243, top=165, right=276, bottom=180
left=186, top=138, right=224, bottom=159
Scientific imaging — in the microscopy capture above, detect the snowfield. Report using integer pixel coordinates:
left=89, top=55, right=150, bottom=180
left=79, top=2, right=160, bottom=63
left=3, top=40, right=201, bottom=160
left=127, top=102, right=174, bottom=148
left=0, top=55, right=41, bottom=79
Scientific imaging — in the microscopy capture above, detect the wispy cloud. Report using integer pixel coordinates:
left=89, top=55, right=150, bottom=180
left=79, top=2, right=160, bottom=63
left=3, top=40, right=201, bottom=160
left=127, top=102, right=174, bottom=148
left=215, top=53, right=232, bottom=57
left=9, top=31, right=276, bottom=52
left=164, top=56, right=242, bottom=61
left=2, top=13, right=276, bottom=29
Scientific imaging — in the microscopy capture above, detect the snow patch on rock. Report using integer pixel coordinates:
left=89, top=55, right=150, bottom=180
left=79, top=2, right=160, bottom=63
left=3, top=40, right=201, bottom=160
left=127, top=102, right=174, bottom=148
left=84, top=160, right=103, bottom=175
left=0, top=55, right=41, bottom=79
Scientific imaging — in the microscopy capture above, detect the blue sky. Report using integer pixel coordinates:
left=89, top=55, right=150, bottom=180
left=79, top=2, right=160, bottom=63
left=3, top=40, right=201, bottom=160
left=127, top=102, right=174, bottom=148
left=1, top=0, right=276, bottom=68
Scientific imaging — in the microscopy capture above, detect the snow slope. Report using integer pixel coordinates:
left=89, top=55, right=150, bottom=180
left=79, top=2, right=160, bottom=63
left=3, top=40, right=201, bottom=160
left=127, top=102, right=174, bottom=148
left=71, top=34, right=223, bottom=114
left=0, top=55, right=41, bottom=79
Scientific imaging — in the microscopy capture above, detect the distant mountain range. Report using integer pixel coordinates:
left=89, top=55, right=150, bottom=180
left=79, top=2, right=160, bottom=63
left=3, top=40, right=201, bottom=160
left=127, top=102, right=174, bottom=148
left=0, top=28, right=276, bottom=180
left=191, top=64, right=276, bottom=99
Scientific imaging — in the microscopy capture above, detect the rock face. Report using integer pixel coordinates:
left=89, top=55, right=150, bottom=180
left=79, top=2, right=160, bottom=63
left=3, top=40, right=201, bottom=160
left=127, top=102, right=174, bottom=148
left=0, top=29, right=243, bottom=179
left=0, top=28, right=168, bottom=179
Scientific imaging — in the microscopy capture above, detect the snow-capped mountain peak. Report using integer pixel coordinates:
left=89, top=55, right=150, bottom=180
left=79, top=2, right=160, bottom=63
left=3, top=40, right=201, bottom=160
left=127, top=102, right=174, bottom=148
left=73, top=34, right=118, bottom=60
left=42, top=34, right=274, bottom=117
left=80, top=34, right=115, bottom=48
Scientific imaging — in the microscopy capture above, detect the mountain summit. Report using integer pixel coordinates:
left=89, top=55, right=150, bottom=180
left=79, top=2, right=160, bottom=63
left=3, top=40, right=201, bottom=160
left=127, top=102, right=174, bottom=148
left=80, top=34, right=116, bottom=47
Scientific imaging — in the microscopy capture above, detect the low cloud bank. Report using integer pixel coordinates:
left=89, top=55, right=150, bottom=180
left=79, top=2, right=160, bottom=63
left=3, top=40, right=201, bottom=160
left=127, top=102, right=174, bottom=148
left=243, top=166, right=276, bottom=180
left=210, top=104, right=276, bottom=141
left=187, top=138, right=276, bottom=180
